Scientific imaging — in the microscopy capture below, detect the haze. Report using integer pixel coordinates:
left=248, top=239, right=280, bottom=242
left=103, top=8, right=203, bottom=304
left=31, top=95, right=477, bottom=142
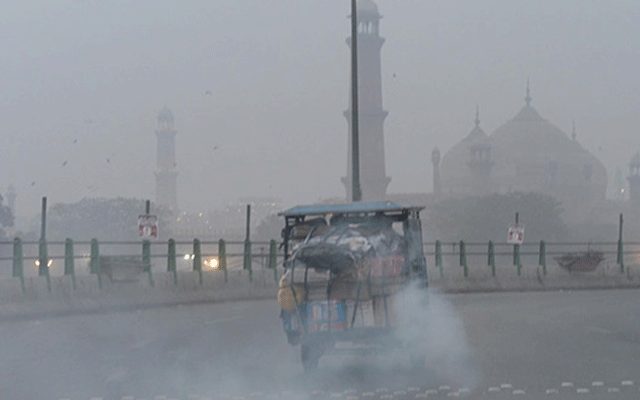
left=1, top=0, right=638, bottom=216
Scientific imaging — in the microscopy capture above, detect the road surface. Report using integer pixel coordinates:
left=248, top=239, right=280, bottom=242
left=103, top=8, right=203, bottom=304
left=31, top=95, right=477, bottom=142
left=2, top=289, right=640, bottom=400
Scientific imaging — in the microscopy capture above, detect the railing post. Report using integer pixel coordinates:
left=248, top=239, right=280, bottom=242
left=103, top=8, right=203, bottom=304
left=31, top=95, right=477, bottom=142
left=142, top=239, right=153, bottom=286
left=514, top=243, right=521, bottom=276
left=617, top=213, right=624, bottom=274
left=12, top=238, right=25, bottom=293
left=64, top=238, right=76, bottom=289
left=269, top=239, right=278, bottom=283
left=90, top=238, right=102, bottom=289
left=539, top=240, right=546, bottom=276
left=219, top=239, right=228, bottom=282
left=167, top=238, right=177, bottom=285
left=459, top=240, right=468, bottom=278
left=488, top=240, right=495, bottom=277
left=435, top=240, right=443, bottom=278
left=193, top=239, right=203, bottom=285
left=244, top=239, right=253, bottom=282
left=38, top=238, right=51, bottom=292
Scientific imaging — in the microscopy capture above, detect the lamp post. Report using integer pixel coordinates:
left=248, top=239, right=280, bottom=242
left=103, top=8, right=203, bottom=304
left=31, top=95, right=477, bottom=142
left=350, top=0, right=362, bottom=202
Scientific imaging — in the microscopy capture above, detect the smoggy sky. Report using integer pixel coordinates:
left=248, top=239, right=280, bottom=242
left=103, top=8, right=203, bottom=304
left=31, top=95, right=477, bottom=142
left=1, top=0, right=638, bottom=216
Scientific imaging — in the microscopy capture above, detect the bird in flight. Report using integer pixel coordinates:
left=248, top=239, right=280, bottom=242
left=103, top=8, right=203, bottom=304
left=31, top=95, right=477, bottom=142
left=62, top=161, right=68, bottom=167
left=204, top=90, right=212, bottom=96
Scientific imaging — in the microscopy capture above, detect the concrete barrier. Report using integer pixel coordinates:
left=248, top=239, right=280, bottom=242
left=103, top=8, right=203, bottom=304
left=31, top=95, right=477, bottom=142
left=3, top=261, right=640, bottom=320
left=0, top=267, right=283, bottom=320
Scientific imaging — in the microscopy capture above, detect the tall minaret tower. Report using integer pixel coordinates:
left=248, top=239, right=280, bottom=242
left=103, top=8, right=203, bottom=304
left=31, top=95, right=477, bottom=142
left=342, top=0, right=391, bottom=201
left=155, top=106, right=178, bottom=210
left=431, top=147, right=441, bottom=197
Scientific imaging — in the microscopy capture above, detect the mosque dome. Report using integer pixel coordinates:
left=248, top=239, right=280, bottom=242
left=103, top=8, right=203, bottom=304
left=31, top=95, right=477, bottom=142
left=439, top=84, right=607, bottom=216
left=440, top=107, right=493, bottom=196
left=358, top=0, right=380, bottom=17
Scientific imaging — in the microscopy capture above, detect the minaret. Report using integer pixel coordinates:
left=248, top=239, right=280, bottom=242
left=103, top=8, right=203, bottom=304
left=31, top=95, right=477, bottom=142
left=431, top=147, right=441, bottom=197
left=466, top=106, right=493, bottom=195
left=342, top=0, right=391, bottom=201
left=628, top=152, right=640, bottom=203
left=155, top=106, right=178, bottom=210
left=5, top=185, right=16, bottom=215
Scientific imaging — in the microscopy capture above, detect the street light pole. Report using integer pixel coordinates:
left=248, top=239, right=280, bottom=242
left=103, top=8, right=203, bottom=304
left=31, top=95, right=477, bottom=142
left=350, top=0, right=362, bottom=202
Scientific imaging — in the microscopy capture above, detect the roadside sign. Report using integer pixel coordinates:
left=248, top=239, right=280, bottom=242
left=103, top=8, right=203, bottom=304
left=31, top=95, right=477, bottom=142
left=138, top=214, right=158, bottom=238
left=507, top=224, right=524, bottom=244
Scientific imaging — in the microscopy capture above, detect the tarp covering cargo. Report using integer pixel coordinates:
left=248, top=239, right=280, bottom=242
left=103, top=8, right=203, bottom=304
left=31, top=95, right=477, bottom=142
left=277, top=222, right=407, bottom=311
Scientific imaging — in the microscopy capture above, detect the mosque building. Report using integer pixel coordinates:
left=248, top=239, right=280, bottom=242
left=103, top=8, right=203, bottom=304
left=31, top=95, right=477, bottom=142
left=436, top=82, right=608, bottom=222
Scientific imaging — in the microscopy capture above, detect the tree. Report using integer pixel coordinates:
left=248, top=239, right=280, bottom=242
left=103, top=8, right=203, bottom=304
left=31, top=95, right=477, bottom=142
left=0, top=194, right=14, bottom=240
left=425, top=192, right=568, bottom=243
left=47, top=197, right=173, bottom=241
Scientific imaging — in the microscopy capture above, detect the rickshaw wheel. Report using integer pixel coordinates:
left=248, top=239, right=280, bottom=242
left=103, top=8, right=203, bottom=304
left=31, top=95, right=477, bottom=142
left=301, top=343, right=322, bottom=372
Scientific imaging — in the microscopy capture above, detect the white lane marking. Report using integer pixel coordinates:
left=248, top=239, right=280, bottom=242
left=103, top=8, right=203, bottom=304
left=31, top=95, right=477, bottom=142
left=394, top=391, right=407, bottom=396
left=621, top=380, right=634, bottom=386
left=561, top=382, right=574, bottom=387
left=587, top=325, right=615, bottom=334
left=204, top=315, right=244, bottom=325
left=376, top=389, right=389, bottom=394
left=592, top=381, right=604, bottom=387
left=361, top=393, right=375, bottom=397
left=608, top=388, right=620, bottom=393
left=576, top=388, right=590, bottom=394
left=512, top=390, right=526, bottom=395
left=407, top=387, right=421, bottom=392
left=425, top=390, right=438, bottom=395
left=446, top=393, right=459, bottom=398
left=545, top=389, right=559, bottom=394
left=439, top=386, right=451, bottom=391
left=500, top=384, right=513, bottom=389
left=488, top=387, right=500, bottom=392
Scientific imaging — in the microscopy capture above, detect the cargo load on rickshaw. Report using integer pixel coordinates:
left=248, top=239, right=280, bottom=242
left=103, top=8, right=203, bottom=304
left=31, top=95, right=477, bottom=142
left=277, top=201, right=428, bottom=371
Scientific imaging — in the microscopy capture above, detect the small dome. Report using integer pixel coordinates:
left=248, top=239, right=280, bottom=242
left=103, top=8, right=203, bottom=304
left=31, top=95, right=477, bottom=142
left=631, top=152, right=640, bottom=167
left=440, top=116, right=492, bottom=196
left=358, top=0, right=379, bottom=16
left=157, top=106, right=174, bottom=124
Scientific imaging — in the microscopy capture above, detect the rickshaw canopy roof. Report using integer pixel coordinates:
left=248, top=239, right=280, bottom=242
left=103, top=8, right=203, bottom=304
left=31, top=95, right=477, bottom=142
left=279, top=201, right=424, bottom=218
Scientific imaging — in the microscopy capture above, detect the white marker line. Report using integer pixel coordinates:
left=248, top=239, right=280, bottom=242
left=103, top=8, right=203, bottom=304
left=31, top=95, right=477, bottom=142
left=592, top=381, right=604, bottom=387
left=545, top=389, right=559, bottom=395
left=425, top=390, right=438, bottom=395
left=622, top=380, right=634, bottom=386
left=439, top=386, right=451, bottom=391
left=458, top=388, right=470, bottom=393
left=512, top=390, right=526, bottom=395
left=576, top=388, right=590, bottom=394
left=608, top=388, right=620, bottom=393
left=407, top=387, right=421, bottom=392
left=561, top=382, right=574, bottom=387
left=447, top=393, right=459, bottom=398
left=500, top=384, right=513, bottom=389
left=488, top=387, right=500, bottom=392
